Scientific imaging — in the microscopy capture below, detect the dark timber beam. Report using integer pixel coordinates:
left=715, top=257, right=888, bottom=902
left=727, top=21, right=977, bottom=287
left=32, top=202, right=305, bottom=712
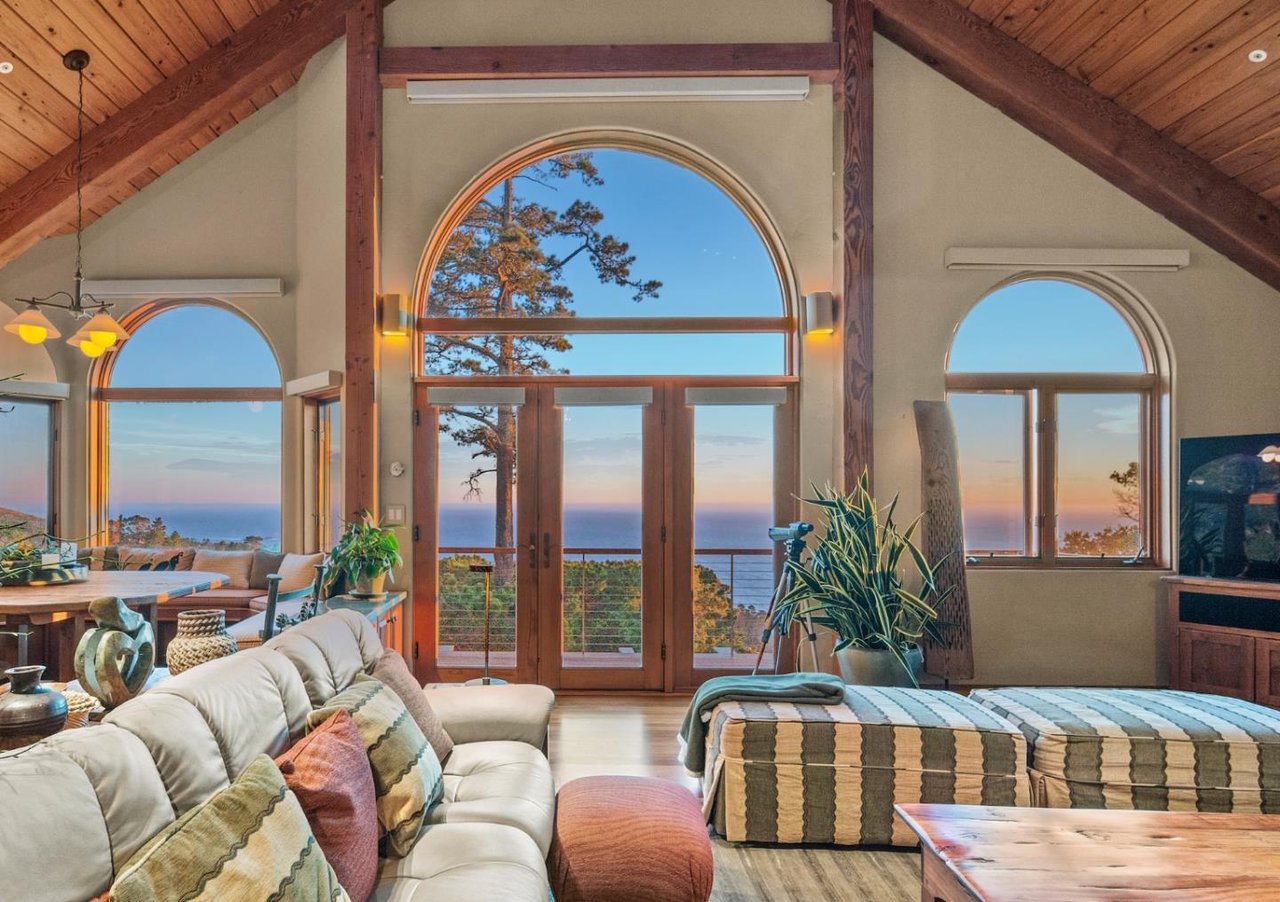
left=379, top=43, right=840, bottom=87
left=0, top=0, right=357, bottom=269
left=840, top=0, right=874, bottom=490
left=871, top=0, right=1280, bottom=295
left=344, top=0, right=381, bottom=520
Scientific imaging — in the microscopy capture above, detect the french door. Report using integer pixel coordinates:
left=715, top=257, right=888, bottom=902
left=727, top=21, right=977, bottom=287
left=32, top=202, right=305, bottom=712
left=412, top=378, right=795, bottom=691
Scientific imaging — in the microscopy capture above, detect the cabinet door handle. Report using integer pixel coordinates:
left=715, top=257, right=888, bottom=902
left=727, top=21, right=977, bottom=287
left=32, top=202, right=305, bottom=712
left=528, top=533, right=538, bottom=569
left=543, top=532, right=552, bottom=568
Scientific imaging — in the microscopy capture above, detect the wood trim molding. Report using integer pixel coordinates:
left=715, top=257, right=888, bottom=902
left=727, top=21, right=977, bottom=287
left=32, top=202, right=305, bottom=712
left=840, top=0, right=874, bottom=490
left=870, top=0, right=1280, bottom=295
left=380, top=43, right=840, bottom=88
left=0, top=0, right=357, bottom=269
left=97, top=387, right=282, bottom=402
left=344, top=0, right=382, bottom=520
left=285, top=370, right=344, bottom=397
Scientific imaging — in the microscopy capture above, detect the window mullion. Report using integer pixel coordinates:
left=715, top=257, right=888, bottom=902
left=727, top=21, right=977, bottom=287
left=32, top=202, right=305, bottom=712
left=1039, top=389, right=1059, bottom=564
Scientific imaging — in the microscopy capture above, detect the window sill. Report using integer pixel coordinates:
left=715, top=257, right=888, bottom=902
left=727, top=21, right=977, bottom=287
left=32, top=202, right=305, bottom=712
left=964, top=560, right=1172, bottom=573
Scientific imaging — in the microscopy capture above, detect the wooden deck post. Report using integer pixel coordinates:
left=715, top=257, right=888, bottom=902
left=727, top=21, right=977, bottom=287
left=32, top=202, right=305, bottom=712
left=344, top=0, right=382, bottom=520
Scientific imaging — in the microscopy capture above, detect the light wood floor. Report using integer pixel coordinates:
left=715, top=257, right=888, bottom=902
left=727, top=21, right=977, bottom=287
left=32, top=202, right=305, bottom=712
left=549, top=695, right=922, bottom=902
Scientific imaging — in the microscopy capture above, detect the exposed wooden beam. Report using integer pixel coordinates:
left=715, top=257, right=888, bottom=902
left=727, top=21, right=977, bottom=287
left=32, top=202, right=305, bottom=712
left=0, top=0, right=357, bottom=270
left=840, top=0, right=875, bottom=490
left=870, top=0, right=1280, bottom=295
left=379, top=43, right=840, bottom=88
left=344, top=0, right=382, bottom=521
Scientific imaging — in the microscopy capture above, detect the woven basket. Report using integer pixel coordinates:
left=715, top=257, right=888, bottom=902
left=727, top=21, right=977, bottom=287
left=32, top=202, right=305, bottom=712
left=167, top=609, right=239, bottom=675
left=62, top=691, right=100, bottom=729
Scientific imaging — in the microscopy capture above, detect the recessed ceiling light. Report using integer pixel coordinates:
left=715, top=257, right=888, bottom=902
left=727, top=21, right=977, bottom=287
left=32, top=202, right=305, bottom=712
left=1248, top=49, right=1268, bottom=63
left=0, top=62, right=13, bottom=75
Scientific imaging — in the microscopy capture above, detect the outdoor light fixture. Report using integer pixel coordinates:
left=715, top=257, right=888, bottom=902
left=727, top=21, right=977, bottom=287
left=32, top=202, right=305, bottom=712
left=4, top=50, right=129, bottom=359
left=379, top=293, right=410, bottom=337
left=803, top=291, right=835, bottom=335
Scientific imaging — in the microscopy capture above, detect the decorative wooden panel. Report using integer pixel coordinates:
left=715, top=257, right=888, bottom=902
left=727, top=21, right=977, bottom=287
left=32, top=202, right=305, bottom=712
left=1178, top=627, right=1254, bottom=700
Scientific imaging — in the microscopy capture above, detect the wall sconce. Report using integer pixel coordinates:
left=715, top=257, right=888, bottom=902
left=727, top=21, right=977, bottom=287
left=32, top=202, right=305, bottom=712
left=379, top=293, right=409, bottom=337
left=803, top=291, right=835, bottom=335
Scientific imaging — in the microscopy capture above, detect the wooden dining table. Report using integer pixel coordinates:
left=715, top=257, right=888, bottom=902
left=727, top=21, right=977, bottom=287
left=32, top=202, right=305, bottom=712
left=0, top=570, right=227, bottom=668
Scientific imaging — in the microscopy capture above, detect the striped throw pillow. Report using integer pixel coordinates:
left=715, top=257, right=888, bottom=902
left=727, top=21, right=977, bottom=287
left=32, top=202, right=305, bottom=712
left=109, top=755, right=349, bottom=902
left=308, top=675, right=443, bottom=859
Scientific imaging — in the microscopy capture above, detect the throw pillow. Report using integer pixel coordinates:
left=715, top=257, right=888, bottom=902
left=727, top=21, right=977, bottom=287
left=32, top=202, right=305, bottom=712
left=371, top=650, right=454, bottom=763
left=113, top=547, right=189, bottom=572
left=109, top=755, right=349, bottom=902
left=276, top=710, right=378, bottom=902
left=277, top=552, right=326, bottom=593
left=308, top=676, right=442, bottom=859
left=249, top=551, right=288, bottom=590
left=191, top=550, right=255, bottom=589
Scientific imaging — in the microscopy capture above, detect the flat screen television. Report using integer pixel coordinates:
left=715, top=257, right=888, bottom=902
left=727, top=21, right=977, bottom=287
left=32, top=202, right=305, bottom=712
left=1180, top=433, right=1280, bottom=582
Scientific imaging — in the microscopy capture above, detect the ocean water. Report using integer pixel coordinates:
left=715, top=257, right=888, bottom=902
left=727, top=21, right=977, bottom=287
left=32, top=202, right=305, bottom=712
left=108, top=503, right=282, bottom=548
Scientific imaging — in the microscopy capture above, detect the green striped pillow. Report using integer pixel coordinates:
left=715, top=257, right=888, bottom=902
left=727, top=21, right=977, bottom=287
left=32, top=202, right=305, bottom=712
left=110, top=755, right=348, bottom=902
left=308, top=675, right=443, bottom=859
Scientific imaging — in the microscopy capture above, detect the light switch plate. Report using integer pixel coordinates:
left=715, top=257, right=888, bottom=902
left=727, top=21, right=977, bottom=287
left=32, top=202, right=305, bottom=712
left=384, top=504, right=406, bottom=525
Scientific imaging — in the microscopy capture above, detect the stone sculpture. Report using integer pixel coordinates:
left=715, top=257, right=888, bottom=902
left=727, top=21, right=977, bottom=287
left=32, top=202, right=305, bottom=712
left=74, top=596, right=156, bottom=708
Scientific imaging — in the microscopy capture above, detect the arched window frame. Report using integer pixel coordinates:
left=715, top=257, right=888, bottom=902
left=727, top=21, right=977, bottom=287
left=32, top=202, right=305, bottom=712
left=945, top=273, right=1171, bottom=569
left=412, top=130, right=799, bottom=377
left=88, top=299, right=284, bottom=544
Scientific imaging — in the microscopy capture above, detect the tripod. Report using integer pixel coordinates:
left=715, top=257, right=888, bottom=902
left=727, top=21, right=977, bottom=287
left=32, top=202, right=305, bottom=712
left=753, top=523, right=820, bottom=675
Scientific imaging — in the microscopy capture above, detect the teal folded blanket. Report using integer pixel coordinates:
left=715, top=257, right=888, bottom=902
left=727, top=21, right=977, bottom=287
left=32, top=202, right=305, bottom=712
left=678, top=672, right=847, bottom=774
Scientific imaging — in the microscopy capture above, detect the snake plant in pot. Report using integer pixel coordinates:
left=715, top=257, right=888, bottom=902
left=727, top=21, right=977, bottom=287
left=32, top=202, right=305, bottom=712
left=329, top=513, right=402, bottom=597
left=769, top=473, right=952, bottom=687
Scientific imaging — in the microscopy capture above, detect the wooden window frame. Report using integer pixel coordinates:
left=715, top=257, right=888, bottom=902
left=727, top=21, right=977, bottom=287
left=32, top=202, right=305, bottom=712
left=312, top=393, right=342, bottom=552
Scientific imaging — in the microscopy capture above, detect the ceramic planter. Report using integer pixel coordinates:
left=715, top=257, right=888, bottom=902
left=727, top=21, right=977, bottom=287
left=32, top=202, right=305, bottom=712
left=0, top=665, right=68, bottom=750
left=834, top=645, right=924, bottom=687
left=352, top=572, right=387, bottom=597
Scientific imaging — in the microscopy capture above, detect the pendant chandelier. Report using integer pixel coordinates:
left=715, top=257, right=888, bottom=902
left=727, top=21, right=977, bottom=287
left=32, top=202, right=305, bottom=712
left=3, top=49, right=129, bottom=359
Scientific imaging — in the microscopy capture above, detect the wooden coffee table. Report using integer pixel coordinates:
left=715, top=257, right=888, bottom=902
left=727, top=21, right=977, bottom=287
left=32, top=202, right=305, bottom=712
left=896, top=803, right=1280, bottom=901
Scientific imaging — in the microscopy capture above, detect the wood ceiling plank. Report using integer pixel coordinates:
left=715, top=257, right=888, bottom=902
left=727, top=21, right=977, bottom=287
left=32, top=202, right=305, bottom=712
left=967, top=0, right=1012, bottom=22
left=1265, top=183, right=1280, bottom=203
left=1214, top=125, right=1280, bottom=178
left=0, top=43, right=107, bottom=131
left=0, top=15, right=120, bottom=122
left=177, top=0, right=235, bottom=45
left=992, top=0, right=1060, bottom=40
left=1236, top=153, right=1280, bottom=193
left=1041, top=0, right=1147, bottom=73
left=0, top=150, right=31, bottom=189
left=58, top=0, right=171, bottom=86
left=1015, top=0, right=1099, bottom=55
left=92, top=0, right=189, bottom=76
left=872, top=0, right=1280, bottom=294
left=1064, top=0, right=1201, bottom=84
left=1113, top=1, right=1280, bottom=113
left=215, top=0, right=263, bottom=29
left=0, top=83, right=73, bottom=155
left=0, top=119, right=54, bottom=170
left=1171, top=65, right=1280, bottom=153
left=1088, top=0, right=1251, bottom=98
left=136, top=0, right=212, bottom=62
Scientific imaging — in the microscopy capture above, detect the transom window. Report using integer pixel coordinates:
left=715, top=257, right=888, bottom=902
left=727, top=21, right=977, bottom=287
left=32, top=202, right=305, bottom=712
left=946, top=277, right=1164, bottom=567
left=97, top=304, right=282, bottom=550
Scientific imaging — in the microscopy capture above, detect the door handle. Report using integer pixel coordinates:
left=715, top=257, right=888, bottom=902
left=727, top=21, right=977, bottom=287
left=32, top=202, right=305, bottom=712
left=528, top=533, right=538, bottom=569
left=543, top=532, right=552, bottom=568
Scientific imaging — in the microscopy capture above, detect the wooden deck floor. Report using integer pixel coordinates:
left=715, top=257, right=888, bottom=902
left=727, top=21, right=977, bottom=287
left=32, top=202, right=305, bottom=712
left=548, top=695, right=922, bottom=902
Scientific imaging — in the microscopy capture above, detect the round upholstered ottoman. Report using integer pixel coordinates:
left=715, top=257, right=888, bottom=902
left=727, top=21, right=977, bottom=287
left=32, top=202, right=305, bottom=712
left=548, top=775, right=714, bottom=902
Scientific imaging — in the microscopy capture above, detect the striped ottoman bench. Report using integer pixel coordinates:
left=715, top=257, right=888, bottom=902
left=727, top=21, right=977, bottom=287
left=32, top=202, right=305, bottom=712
left=970, top=687, right=1280, bottom=812
left=703, top=687, right=1030, bottom=847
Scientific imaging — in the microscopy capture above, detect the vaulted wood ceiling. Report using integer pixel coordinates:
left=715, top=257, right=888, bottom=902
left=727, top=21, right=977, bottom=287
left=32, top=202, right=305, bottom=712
left=953, top=0, right=1280, bottom=205
left=0, top=0, right=302, bottom=236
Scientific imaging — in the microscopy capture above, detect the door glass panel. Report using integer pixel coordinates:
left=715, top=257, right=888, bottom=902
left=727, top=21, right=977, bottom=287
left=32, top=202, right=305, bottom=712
left=436, top=403, right=520, bottom=669
left=560, top=404, right=645, bottom=669
left=692, top=404, right=776, bottom=670
left=0, top=399, right=52, bottom=539
left=1057, top=393, right=1143, bottom=558
left=949, top=392, right=1035, bottom=557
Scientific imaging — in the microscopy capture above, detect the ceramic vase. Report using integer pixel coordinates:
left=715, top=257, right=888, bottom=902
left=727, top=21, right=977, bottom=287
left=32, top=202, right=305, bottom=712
left=0, top=665, right=68, bottom=750
left=166, top=609, right=238, bottom=675
left=352, top=572, right=387, bottom=597
left=834, top=645, right=924, bottom=688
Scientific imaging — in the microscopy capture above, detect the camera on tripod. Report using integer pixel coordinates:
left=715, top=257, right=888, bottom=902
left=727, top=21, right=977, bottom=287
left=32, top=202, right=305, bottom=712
left=767, top=521, right=813, bottom=543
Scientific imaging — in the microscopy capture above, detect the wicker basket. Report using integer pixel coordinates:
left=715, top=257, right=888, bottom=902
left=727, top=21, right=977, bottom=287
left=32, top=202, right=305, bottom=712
left=62, top=691, right=100, bottom=729
left=166, top=609, right=239, bottom=675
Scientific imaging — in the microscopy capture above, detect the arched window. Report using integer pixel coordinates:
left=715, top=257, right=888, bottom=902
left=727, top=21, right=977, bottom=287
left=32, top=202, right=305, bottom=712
left=97, top=304, right=282, bottom=551
left=946, top=277, right=1165, bottom=566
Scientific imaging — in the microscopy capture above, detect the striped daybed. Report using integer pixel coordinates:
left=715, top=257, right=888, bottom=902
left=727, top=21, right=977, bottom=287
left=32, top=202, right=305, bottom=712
left=970, top=687, right=1280, bottom=812
left=703, top=686, right=1030, bottom=846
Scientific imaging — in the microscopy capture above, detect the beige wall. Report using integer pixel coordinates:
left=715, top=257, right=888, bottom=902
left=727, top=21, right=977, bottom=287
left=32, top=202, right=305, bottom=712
left=3, top=1, right=1280, bottom=686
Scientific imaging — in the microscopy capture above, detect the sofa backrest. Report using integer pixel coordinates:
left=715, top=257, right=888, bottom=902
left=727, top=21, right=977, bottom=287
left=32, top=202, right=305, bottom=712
left=264, top=608, right=384, bottom=706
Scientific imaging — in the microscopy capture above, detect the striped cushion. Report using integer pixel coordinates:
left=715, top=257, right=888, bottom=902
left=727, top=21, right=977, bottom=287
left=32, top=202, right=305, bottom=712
left=309, top=675, right=443, bottom=858
left=707, top=687, right=1029, bottom=846
left=970, top=687, right=1280, bottom=812
left=109, top=755, right=348, bottom=901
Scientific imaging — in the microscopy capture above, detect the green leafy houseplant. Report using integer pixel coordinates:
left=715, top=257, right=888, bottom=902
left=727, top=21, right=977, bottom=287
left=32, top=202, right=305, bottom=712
left=329, top=513, right=402, bottom=595
left=769, top=472, right=952, bottom=687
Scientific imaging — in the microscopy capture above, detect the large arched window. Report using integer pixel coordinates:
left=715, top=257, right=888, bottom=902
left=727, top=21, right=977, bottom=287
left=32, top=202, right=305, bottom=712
left=96, top=304, right=282, bottom=550
left=946, top=277, right=1165, bottom=566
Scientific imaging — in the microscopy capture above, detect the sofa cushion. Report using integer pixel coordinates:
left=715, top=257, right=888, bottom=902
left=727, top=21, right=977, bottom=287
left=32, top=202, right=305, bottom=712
left=278, top=552, right=326, bottom=592
left=265, top=608, right=384, bottom=706
left=373, top=650, right=453, bottom=763
left=431, top=740, right=555, bottom=857
left=191, top=549, right=255, bottom=588
left=249, top=550, right=287, bottom=589
left=110, top=755, right=350, bottom=902
left=114, top=546, right=191, bottom=572
left=277, top=710, right=379, bottom=902
left=309, top=676, right=443, bottom=858
left=372, top=823, right=549, bottom=902
left=106, top=647, right=311, bottom=816
left=422, top=684, right=555, bottom=750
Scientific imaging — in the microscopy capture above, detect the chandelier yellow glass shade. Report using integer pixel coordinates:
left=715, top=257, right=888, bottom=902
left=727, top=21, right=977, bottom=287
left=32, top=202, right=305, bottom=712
left=67, top=328, right=107, bottom=358
left=82, top=311, right=130, bottom=348
left=4, top=305, right=61, bottom=345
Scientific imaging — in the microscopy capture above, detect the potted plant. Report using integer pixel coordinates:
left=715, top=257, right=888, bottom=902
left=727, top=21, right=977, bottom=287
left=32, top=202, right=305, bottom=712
left=769, top=472, right=952, bottom=687
left=329, top=513, right=402, bottom=597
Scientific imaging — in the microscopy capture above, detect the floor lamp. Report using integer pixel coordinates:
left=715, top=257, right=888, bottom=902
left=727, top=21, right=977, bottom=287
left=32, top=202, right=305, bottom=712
left=464, top=563, right=507, bottom=686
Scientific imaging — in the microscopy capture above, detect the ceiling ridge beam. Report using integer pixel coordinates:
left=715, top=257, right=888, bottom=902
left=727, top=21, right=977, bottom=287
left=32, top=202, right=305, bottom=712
left=871, top=0, right=1280, bottom=295
left=0, top=0, right=357, bottom=270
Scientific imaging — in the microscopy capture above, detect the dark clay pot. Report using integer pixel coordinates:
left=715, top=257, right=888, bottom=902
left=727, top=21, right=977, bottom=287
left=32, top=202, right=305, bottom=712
left=0, top=665, right=68, bottom=751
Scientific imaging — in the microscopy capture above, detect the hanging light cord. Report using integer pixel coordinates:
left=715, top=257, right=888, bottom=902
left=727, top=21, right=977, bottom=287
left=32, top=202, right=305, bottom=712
left=74, top=59, right=84, bottom=300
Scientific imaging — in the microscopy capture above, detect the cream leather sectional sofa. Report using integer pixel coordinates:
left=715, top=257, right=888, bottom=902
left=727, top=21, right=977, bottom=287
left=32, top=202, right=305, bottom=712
left=0, top=610, right=557, bottom=902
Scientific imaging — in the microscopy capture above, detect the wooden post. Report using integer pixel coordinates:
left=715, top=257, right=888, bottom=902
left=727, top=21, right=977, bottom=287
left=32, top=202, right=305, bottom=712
left=344, top=0, right=382, bottom=520
left=839, top=0, right=874, bottom=490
